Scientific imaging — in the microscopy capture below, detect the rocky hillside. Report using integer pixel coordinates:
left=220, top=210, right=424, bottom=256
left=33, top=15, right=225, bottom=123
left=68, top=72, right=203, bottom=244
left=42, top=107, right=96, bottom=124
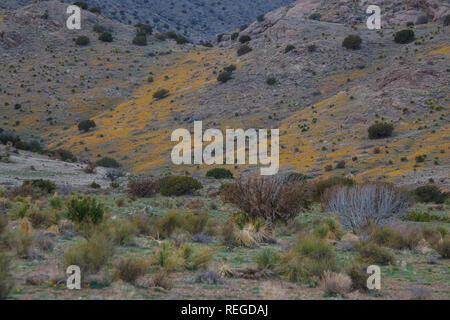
left=1, top=0, right=296, bottom=41
left=0, top=0, right=449, bottom=188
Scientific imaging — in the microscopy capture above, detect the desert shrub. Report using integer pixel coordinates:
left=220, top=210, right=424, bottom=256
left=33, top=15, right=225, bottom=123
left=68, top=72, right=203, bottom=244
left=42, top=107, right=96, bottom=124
left=127, top=178, right=159, bottom=197
left=309, top=12, right=321, bottom=21
left=345, top=262, right=368, bottom=292
left=75, top=36, right=90, bottom=46
left=224, top=65, right=236, bottom=72
left=237, top=45, right=252, bottom=56
left=113, top=256, right=148, bottom=284
left=370, top=226, right=421, bottom=250
left=206, top=168, right=233, bottom=179
left=73, top=1, right=88, bottom=10
left=394, top=29, right=415, bottom=44
left=135, top=23, right=153, bottom=35
left=9, top=184, right=35, bottom=198
left=266, top=77, right=277, bottom=85
left=28, top=210, right=57, bottom=228
left=23, top=179, right=56, bottom=193
left=217, top=71, right=232, bottom=83
left=312, top=176, right=355, bottom=201
left=93, top=24, right=106, bottom=33
left=433, top=235, right=450, bottom=258
left=64, top=232, right=114, bottom=274
left=130, top=212, right=159, bottom=236
left=227, top=218, right=271, bottom=247
left=151, top=242, right=211, bottom=272
left=0, top=253, right=13, bottom=300
left=67, top=196, right=104, bottom=225
left=176, top=36, right=188, bottom=44
left=53, top=149, right=77, bottom=162
left=195, top=270, right=222, bottom=284
left=153, top=89, right=170, bottom=99
left=421, top=226, right=445, bottom=247
left=49, top=195, right=63, bottom=209
left=281, top=235, right=337, bottom=283
left=221, top=176, right=309, bottom=224
left=160, top=176, right=202, bottom=196
left=414, top=185, right=448, bottom=204
left=284, top=44, right=295, bottom=53
left=238, top=35, right=251, bottom=43
left=151, top=242, right=185, bottom=271
left=96, top=157, right=120, bottom=168
left=132, top=34, right=147, bottom=46
left=368, top=122, right=394, bottom=139
left=231, top=32, right=239, bottom=41
left=342, top=35, right=362, bottom=50
left=99, top=32, right=113, bottom=42
left=12, top=228, right=34, bottom=258
left=320, top=271, right=352, bottom=296
left=255, top=248, right=280, bottom=270
left=445, top=15, right=450, bottom=26
left=324, top=183, right=409, bottom=230
left=149, top=270, right=173, bottom=290
left=404, top=211, right=450, bottom=223
left=157, top=211, right=208, bottom=238
left=107, top=218, right=136, bottom=245
left=314, top=217, right=344, bottom=240
left=356, top=241, right=395, bottom=265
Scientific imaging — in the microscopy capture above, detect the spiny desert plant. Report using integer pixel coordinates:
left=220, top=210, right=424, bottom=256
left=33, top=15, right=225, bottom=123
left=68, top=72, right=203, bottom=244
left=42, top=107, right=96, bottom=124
left=323, top=183, right=409, bottom=230
left=320, top=271, right=352, bottom=296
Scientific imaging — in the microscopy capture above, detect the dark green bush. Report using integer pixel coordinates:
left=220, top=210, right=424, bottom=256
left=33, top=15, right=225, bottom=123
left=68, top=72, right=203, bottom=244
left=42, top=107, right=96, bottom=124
left=224, top=65, right=236, bottom=72
left=153, top=89, right=170, bottom=99
left=135, top=23, right=153, bottom=35
left=99, top=32, right=113, bottom=42
left=75, top=36, right=90, bottom=46
left=23, top=179, right=56, bottom=193
left=238, top=35, right=251, bottom=43
left=284, top=44, right=295, bottom=53
left=176, top=36, right=189, bottom=44
left=313, top=176, right=355, bottom=201
left=414, top=185, right=448, bottom=204
left=54, top=149, right=77, bottom=162
left=78, top=119, right=96, bottom=132
left=266, top=77, right=277, bottom=85
left=206, top=168, right=233, bottom=179
left=67, top=197, right=104, bottom=225
left=256, top=14, right=265, bottom=22
left=160, top=176, right=203, bottom=196
left=394, top=29, right=415, bottom=44
left=342, top=35, right=362, bottom=50
left=308, top=12, right=321, bottom=21
left=217, top=71, right=232, bottom=83
left=73, top=1, right=88, bottom=10
left=356, top=241, right=395, bottom=265
left=237, top=45, right=252, bottom=56
left=368, top=122, right=394, bottom=139
left=132, top=34, right=147, bottom=46
left=96, top=157, right=120, bottom=168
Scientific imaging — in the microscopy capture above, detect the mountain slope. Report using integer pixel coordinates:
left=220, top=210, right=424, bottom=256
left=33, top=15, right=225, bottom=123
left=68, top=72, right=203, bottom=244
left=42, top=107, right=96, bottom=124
left=1, top=0, right=449, bottom=188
